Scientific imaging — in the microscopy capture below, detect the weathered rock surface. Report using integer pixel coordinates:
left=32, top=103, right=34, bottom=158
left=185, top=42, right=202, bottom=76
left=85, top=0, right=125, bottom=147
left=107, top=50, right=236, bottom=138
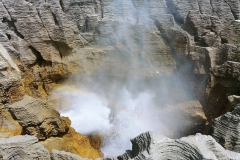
left=0, top=135, right=51, bottom=159
left=7, top=95, right=70, bottom=140
left=0, top=0, right=240, bottom=159
left=101, top=132, right=240, bottom=160
left=0, top=44, right=23, bottom=104
left=0, top=0, right=238, bottom=118
left=51, top=149, right=89, bottom=160
left=208, top=104, right=240, bottom=152
left=0, top=135, right=93, bottom=160
left=0, top=106, right=22, bottom=138
left=41, top=127, right=103, bottom=160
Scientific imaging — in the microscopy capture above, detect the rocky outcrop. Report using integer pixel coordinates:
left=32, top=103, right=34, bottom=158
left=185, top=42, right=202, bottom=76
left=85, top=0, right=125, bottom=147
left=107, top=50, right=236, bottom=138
left=0, top=0, right=92, bottom=98
left=3, top=95, right=103, bottom=159
left=0, top=44, right=23, bottom=104
left=208, top=104, right=240, bottom=152
left=0, top=135, right=51, bottom=159
left=7, top=95, right=70, bottom=140
left=0, top=135, right=94, bottom=160
left=0, top=106, right=22, bottom=138
left=101, top=132, right=240, bottom=160
left=41, top=127, right=103, bottom=160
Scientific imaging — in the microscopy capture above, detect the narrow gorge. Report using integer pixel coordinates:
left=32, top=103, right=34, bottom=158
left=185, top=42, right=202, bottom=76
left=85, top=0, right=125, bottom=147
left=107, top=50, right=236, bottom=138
left=0, top=0, right=240, bottom=159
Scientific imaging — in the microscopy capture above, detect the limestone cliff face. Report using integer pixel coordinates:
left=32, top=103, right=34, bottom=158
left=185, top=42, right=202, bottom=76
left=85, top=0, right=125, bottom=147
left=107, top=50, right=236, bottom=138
left=0, top=0, right=239, bottom=120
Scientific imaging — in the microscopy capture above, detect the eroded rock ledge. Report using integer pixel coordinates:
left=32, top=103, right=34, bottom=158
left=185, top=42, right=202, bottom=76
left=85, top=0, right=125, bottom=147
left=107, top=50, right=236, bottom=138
left=0, top=135, right=90, bottom=160
left=100, top=132, right=240, bottom=160
left=208, top=103, right=240, bottom=153
left=1, top=132, right=239, bottom=160
left=2, top=95, right=102, bottom=159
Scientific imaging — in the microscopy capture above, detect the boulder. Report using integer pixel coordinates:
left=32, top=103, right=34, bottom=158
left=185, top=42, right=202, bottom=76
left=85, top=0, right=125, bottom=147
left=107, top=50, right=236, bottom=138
left=7, top=95, right=70, bottom=140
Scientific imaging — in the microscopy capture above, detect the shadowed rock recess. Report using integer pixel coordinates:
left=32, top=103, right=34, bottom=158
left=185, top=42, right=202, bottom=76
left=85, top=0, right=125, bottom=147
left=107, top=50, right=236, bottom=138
left=0, top=0, right=240, bottom=159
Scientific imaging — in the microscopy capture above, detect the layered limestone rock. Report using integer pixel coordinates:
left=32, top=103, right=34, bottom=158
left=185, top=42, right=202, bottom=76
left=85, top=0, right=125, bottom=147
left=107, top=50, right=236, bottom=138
left=5, top=95, right=103, bottom=159
left=51, top=150, right=89, bottom=160
left=208, top=104, right=240, bottom=152
left=101, top=132, right=240, bottom=160
left=0, top=135, right=92, bottom=160
left=0, top=106, right=22, bottom=138
left=7, top=95, right=70, bottom=140
left=0, top=0, right=238, bottom=118
left=0, top=0, right=88, bottom=98
left=0, top=135, right=51, bottom=159
left=0, top=44, right=23, bottom=104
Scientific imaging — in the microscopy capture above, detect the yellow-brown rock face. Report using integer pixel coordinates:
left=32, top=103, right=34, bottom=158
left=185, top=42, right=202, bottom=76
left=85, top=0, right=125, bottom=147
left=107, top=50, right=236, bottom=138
left=40, top=127, right=103, bottom=160
left=0, top=106, right=22, bottom=138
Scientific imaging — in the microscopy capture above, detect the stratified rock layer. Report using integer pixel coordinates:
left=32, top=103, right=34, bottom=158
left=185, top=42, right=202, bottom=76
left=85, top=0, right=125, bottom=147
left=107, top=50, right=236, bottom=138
left=0, top=44, right=23, bottom=104
left=0, top=135, right=51, bottom=159
left=0, top=106, right=22, bottom=138
left=101, top=132, right=240, bottom=160
left=0, top=135, right=93, bottom=160
left=0, top=0, right=239, bottom=119
left=7, top=95, right=70, bottom=140
left=208, top=104, right=240, bottom=152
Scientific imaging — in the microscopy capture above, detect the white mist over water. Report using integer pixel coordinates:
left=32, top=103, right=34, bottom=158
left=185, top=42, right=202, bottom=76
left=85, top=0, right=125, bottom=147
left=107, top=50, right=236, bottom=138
left=55, top=0, right=198, bottom=157
left=59, top=89, right=112, bottom=135
left=56, top=84, right=169, bottom=157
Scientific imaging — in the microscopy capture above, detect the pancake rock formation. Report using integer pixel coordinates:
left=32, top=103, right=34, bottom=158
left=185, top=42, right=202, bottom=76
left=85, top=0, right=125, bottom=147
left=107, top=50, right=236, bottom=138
left=208, top=103, right=240, bottom=153
left=7, top=95, right=70, bottom=140
left=0, top=135, right=91, bottom=160
left=0, top=0, right=240, bottom=159
left=100, top=132, right=240, bottom=160
left=0, top=135, right=50, bottom=159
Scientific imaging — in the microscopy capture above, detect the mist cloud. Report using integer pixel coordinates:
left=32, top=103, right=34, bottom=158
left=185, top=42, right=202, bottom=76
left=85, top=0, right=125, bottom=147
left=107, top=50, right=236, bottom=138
left=54, top=0, right=200, bottom=157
